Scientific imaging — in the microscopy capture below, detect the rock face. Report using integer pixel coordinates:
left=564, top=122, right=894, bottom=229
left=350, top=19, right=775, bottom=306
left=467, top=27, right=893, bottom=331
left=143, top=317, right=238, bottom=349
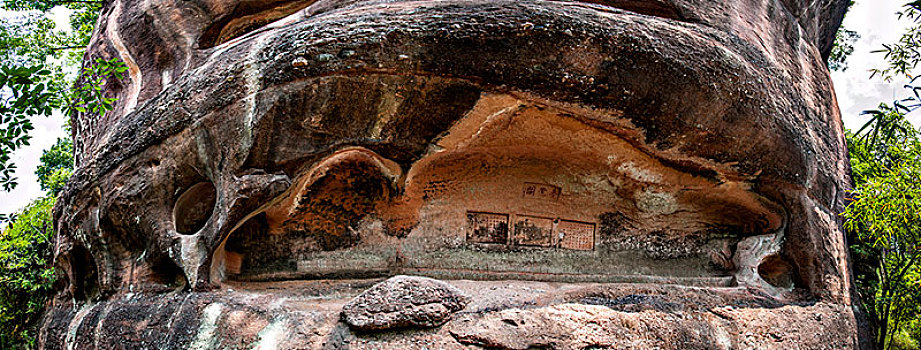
left=42, top=0, right=866, bottom=348
left=38, top=280, right=862, bottom=349
left=341, top=275, right=469, bottom=331
left=450, top=303, right=853, bottom=350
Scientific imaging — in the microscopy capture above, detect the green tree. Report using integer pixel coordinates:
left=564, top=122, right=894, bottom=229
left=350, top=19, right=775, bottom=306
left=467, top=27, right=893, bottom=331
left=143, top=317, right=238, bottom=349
left=829, top=1, right=859, bottom=72
left=839, top=3, right=921, bottom=347
left=871, top=1, right=921, bottom=81
left=844, top=133, right=921, bottom=349
left=0, top=128, right=77, bottom=348
left=0, top=58, right=123, bottom=193
left=0, top=0, right=100, bottom=66
left=844, top=104, right=919, bottom=350
left=0, top=0, right=101, bottom=191
left=34, top=137, right=71, bottom=194
left=0, top=196, right=56, bottom=348
left=0, top=65, right=59, bottom=191
left=0, top=2, right=121, bottom=348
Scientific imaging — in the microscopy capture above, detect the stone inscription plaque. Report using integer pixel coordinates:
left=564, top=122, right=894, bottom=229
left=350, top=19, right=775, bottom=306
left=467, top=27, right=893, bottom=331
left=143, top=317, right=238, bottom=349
left=557, top=220, right=595, bottom=251
left=512, top=215, right=554, bottom=247
left=467, top=212, right=509, bottom=244
left=522, top=182, right=561, bottom=201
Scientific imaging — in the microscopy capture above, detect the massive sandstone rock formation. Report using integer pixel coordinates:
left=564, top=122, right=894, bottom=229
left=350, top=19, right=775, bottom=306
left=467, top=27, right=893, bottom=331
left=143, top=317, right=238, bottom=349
left=41, top=0, right=865, bottom=348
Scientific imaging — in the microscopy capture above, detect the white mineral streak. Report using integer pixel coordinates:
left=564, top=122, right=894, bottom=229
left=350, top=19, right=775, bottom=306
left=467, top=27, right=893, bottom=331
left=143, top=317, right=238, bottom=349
left=163, top=294, right=193, bottom=345
left=734, top=233, right=788, bottom=295
left=240, top=33, right=271, bottom=158
left=370, top=84, right=404, bottom=138
left=433, top=92, right=522, bottom=152
left=161, top=70, right=171, bottom=91
left=65, top=303, right=98, bottom=350
left=92, top=302, right=114, bottom=349
left=710, top=319, right=734, bottom=349
left=189, top=303, right=224, bottom=350
left=253, top=319, right=287, bottom=350
left=180, top=234, right=203, bottom=288
left=106, top=0, right=142, bottom=114
left=471, top=96, right=522, bottom=142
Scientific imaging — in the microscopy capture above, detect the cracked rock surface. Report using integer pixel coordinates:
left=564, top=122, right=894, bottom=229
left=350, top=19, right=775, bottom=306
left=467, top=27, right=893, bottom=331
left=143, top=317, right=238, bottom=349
left=341, top=275, right=470, bottom=331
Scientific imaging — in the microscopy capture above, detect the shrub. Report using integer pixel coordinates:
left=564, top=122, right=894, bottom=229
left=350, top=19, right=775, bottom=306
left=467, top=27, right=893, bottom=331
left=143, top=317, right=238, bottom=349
left=0, top=197, right=56, bottom=348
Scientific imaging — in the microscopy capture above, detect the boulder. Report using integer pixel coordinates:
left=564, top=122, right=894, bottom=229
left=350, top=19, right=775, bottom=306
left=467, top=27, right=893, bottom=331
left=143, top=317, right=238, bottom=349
left=341, top=275, right=470, bottom=331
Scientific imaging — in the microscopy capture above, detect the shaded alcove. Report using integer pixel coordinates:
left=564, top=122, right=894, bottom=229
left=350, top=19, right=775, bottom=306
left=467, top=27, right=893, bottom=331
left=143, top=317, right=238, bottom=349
left=758, top=254, right=796, bottom=289
left=68, top=245, right=101, bottom=302
left=173, top=182, right=217, bottom=235
left=138, top=255, right=188, bottom=292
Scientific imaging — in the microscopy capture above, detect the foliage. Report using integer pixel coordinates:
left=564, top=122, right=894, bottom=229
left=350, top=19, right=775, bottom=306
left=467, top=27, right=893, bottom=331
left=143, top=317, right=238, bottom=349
left=0, top=0, right=100, bottom=92
left=837, top=2, right=921, bottom=348
left=34, top=137, right=71, bottom=194
left=829, top=1, right=859, bottom=72
left=0, top=1, right=112, bottom=348
left=844, top=136, right=921, bottom=349
left=1, top=14, right=66, bottom=65
left=0, top=65, right=59, bottom=191
left=0, top=196, right=56, bottom=348
left=0, top=57, right=123, bottom=192
left=871, top=1, right=921, bottom=81
left=66, top=57, right=127, bottom=116
left=1, top=0, right=101, bottom=63
left=830, top=27, right=860, bottom=71
left=0, top=115, right=74, bottom=350
left=0, top=0, right=103, bottom=192
left=851, top=102, right=920, bottom=181
left=0, top=124, right=74, bottom=350
left=846, top=95, right=921, bottom=349
left=892, top=329, right=921, bottom=350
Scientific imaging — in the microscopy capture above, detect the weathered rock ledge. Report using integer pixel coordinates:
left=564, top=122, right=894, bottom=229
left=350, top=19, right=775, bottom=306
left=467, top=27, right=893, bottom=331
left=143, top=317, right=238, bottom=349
left=40, top=279, right=860, bottom=349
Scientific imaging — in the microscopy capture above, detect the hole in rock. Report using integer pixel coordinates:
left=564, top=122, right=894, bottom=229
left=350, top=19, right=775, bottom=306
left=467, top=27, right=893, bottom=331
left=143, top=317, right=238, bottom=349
left=142, top=256, right=188, bottom=291
left=757, top=254, right=795, bottom=289
left=173, top=182, right=217, bottom=235
left=71, top=246, right=101, bottom=301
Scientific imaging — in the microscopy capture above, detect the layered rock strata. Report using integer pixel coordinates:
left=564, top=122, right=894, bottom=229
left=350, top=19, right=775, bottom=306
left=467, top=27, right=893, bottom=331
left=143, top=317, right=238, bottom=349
left=43, top=0, right=864, bottom=348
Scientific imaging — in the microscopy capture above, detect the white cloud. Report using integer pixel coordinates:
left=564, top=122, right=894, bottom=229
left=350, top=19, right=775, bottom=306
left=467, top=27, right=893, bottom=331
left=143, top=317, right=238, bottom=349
left=831, top=0, right=921, bottom=130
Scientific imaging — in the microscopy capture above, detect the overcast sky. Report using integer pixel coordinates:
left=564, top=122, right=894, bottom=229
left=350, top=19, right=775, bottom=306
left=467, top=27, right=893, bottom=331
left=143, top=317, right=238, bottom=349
left=0, top=1, right=917, bottom=215
left=832, top=0, right=921, bottom=130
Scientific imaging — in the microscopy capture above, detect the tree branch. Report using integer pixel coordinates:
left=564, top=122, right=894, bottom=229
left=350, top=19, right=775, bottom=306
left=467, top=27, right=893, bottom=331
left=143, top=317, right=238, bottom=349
left=893, top=252, right=920, bottom=285
left=48, top=45, right=85, bottom=51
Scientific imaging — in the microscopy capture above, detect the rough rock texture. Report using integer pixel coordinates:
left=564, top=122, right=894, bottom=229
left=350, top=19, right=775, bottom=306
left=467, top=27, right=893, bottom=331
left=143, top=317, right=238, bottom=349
left=39, top=279, right=861, bottom=349
left=341, top=275, right=469, bottom=330
left=450, top=303, right=857, bottom=350
left=42, top=0, right=866, bottom=348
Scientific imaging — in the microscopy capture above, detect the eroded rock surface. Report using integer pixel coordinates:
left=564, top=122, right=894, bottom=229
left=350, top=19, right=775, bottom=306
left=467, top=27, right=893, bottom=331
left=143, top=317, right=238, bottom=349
left=42, top=0, right=866, bottom=348
left=341, top=275, right=469, bottom=331
left=38, top=280, right=860, bottom=349
left=449, top=302, right=858, bottom=350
